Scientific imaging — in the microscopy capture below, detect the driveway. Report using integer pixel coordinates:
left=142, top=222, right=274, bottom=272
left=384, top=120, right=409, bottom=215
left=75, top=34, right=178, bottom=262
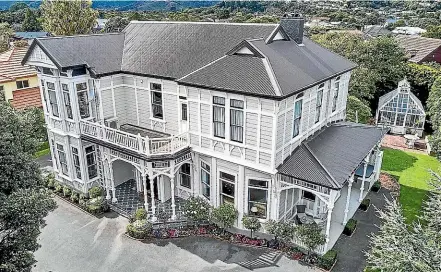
left=36, top=153, right=53, bottom=173
left=34, top=198, right=320, bottom=272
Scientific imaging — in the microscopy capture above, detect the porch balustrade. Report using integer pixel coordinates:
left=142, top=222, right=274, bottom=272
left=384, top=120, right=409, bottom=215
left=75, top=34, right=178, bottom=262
left=80, top=120, right=189, bottom=156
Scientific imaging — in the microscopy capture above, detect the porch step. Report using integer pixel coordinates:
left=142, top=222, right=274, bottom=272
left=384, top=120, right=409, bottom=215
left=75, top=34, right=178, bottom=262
left=238, top=252, right=282, bottom=270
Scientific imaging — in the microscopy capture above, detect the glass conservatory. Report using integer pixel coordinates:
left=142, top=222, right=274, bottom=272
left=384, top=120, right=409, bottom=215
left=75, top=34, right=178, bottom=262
left=376, top=79, right=425, bottom=136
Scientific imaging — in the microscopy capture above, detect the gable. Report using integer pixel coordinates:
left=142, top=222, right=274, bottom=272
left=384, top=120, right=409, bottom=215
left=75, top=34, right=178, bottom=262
left=24, top=44, right=57, bottom=69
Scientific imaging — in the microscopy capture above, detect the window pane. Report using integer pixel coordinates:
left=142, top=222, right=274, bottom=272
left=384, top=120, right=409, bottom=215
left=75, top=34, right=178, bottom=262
left=249, top=201, right=267, bottom=218
left=220, top=172, right=235, bottom=181
left=150, top=83, right=161, bottom=91
left=230, top=99, right=244, bottom=109
left=249, top=179, right=268, bottom=188
left=221, top=181, right=235, bottom=197
left=181, top=103, right=188, bottom=121
left=213, top=96, right=225, bottom=105
left=77, top=91, right=90, bottom=118
left=222, top=195, right=234, bottom=206
left=76, top=83, right=87, bottom=91
left=47, top=82, right=55, bottom=90
left=152, top=92, right=162, bottom=104
left=202, top=183, right=210, bottom=198
left=201, top=161, right=210, bottom=172
left=249, top=188, right=267, bottom=202
left=303, top=191, right=316, bottom=201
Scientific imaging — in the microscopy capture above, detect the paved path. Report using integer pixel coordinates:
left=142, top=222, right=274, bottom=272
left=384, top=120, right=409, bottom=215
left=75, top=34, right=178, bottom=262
left=332, top=189, right=390, bottom=272
left=34, top=198, right=320, bottom=272
left=36, top=153, right=53, bottom=173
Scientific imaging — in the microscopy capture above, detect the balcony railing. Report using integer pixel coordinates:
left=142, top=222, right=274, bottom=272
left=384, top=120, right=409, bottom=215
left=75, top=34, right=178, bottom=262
left=80, top=120, right=189, bottom=156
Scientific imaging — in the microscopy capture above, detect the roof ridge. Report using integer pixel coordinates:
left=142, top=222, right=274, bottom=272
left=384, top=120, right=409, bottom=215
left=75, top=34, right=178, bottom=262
left=302, top=142, right=339, bottom=188
left=129, top=20, right=278, bottom=27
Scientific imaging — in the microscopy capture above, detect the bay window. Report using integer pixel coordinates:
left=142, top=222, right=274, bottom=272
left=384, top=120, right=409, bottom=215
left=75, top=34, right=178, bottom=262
left=220, top=171, right=235, bottom=206
left=76, top=82, right=90, bottom=118
left=180, top=163, right=191, bottom=189
left=293, top=96, right=303, bottom=138
left=201, top=161, right=210, bottom=199
left=85, top=145, right=97, bottom=179
left=56, top=144, right=68, bottom=176
left=213, top=96, right=225, bottom=138
left=151, top=83, right=163, bottom=119
left=248, top=179, right=268, bottom=219
left=230, top=99, right=244, bottom=143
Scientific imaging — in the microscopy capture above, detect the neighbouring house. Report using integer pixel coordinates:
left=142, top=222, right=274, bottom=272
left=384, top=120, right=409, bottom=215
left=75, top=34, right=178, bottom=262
left=13, top=32, right=50, bottom=41
left=362, top=25, right=392, bottom=39
left=395, top=34, right=441, bottom=64
left=0, top=46, right=42, bottom=109
left=23, top=16, right=386, bottom=254
left=392, top=26, right=426, bottom=36
left=376, top=79, right=425, bottom=136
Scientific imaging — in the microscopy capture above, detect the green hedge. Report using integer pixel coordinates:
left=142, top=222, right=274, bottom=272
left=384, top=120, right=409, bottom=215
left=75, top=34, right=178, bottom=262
left=343, top=219, right=357, bottom=236
left=317, top=250, right=337, bottom=270
left=359, top=198, right=371, bottom=211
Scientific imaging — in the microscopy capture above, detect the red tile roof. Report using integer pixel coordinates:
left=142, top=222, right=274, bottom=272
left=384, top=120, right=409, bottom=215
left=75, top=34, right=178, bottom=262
left=0, top=46, right=36, bottom=83
left=10, top=87, right=42, bottom=110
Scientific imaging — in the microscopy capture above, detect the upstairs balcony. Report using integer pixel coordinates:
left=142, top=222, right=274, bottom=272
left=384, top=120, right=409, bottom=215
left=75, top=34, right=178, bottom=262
left=80, top=120, right=190, bottom=159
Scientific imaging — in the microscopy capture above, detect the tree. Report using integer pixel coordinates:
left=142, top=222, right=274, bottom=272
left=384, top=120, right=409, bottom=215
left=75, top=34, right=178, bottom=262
left=0, top=23, right=13, bottom=53
left=241, top=215, right=261, bottom=238
left=9, top=2, right=29, bottom=12
left=422, top=25, right=441, bottom=39
left=0, top=102, right=56, bottom=271
left=104, top=16, right=129, bottom=33
left=428, top=77, right=441, bottom=156
left=367, top=172, right=441, bottom=271
left=211, top=203, right=237, bottom=234
left=295, top=224, right=326, bottom=256
left=264, top=220, right=296, bottom=243
left=22, top=9, right=42, bottom=32
left=41, top=0, right=98, bottom=36
left=346, top=96, right=372, bottom=124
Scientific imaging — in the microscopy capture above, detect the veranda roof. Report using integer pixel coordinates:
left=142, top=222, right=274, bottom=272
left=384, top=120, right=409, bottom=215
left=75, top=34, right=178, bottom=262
left=277, top=122, right=387, bottom=189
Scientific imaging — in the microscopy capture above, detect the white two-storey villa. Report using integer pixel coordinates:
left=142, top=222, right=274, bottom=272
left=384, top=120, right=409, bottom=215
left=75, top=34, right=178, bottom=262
left=23, top=15, right=386, bottom=253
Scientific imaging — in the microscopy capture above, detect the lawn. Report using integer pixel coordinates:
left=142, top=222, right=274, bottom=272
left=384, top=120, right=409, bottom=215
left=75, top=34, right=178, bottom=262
left=381, top=148, right=441, bottom=223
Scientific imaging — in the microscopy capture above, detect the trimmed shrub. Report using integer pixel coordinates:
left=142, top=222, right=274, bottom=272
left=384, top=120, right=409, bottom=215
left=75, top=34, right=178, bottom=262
left=78, top=193, right=88, bottom=207
left=126, top=219, right=153, bottom=239
left=46, top=174, right=56, bottom=189
left=183, top=196, right=211, bottom=225
left=359, top=198, right=371, bottom=211
left=343, top=219, right=357, bottom=236
left=135, top=208, right=148, bottom=220
left=88, top=186, right=103, bottom=198
left=70, top=192, right=79, bottom=203
left=371, top=181, right=381, bottom=192
left=317, top=250, right=337, bottom=270
left=211, top=203, right=238, bottom=233
left=63, top=186, right=72, bottom=197
left=86, top=196, right=108, bottom=215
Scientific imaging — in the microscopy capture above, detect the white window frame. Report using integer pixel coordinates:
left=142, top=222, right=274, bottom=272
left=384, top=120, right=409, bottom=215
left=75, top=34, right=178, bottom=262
left=292, top=94, right=303, bottom=138
left=332, top=77, right=340, bottom=112
left=47, top=81, right=59, bottom=117
left=200, top=160, right=211, bottom=199
left=179, top=163, right=192, bottom=189
left=315, top=84, right=324, bottom=124
left=181, top=102, right=188, bottom=121
left=75, top=82, right=91, bottom=119
left=247, top=178, right=270, bottom=219
left=218, top=169, right=237, bottom=207
left=56, top=143, right=69, bottom=176
left=150, top=82, right=163, bottom=120
left=62, top=83, right=73, bottom=119
left=230, top=99, right=244, bottom=143
left=213, top=96, right=226, bottom=139
left=84, top=145, right=98, bottom=180
left=16, top=80, right=29, bottom=90
left=71, top=146, right=82, bottom=180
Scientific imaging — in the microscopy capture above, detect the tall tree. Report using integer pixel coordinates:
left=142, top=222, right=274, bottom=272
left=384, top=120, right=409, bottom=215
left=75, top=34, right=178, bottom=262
left=0, top=23, right=13, bottom=53
left=104, top=16, right=129, bottom=33
left=346, top=95, right=372, bottom=124
left=22, top=9, right=42, bottom=32
left=427, top=77, right=441, bottom=157
left=0, top=102, right=56, bottom=271
left=41, top=0, right=98, bottom=36
left=8, top=2, right=29, bottom=12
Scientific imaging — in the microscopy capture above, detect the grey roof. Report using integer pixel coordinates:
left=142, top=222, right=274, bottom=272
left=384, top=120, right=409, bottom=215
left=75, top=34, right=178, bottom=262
left=121, top=22, right=276, bottom=79
left=24, top=33, right=125, bottom=74
left=249, top=38, right=356, bottom=96
left=14, top=32, right=49, bottom=39
left=363, top=25, right=392, bottom=38
left=395, top=34, right=441, bottom=63
left=178, top=55, right=276, bottom=96
left=277, top=122, right=386, bottom=189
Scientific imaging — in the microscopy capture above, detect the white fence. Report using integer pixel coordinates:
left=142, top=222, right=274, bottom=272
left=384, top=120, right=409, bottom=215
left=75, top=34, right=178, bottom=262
left=80, top=120, right=189, bottom=156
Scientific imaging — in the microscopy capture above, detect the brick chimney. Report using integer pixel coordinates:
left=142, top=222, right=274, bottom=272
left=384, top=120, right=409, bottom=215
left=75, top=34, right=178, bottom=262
left=280, top=13, right=304, bottom=45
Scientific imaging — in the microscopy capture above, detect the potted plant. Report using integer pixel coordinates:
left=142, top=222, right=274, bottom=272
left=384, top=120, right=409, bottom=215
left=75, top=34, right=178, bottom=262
left=371, top=181, right=381, bottom=192
left=343, top=219, right=357, bottom=236
left=359, top=198, right=371, bottom=211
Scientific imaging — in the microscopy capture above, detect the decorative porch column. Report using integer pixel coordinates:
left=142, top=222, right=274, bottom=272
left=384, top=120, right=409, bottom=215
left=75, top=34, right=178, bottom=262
left=109, top=161, right=117, bottom=203
left=325, top=202, right=334, bottom=244
left=149, top=170, right=157, bottom=221
left=142, top=173, right=149, bottom=213
left=170, top=175, right=176, bottom=220
left=359, top=154, right=371, bottom=203
left=342, top=174, right=354, bottom=225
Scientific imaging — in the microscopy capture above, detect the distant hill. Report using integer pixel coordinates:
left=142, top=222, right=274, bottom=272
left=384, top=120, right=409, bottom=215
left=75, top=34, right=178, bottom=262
left=0, top=1, right=220, bottom=11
